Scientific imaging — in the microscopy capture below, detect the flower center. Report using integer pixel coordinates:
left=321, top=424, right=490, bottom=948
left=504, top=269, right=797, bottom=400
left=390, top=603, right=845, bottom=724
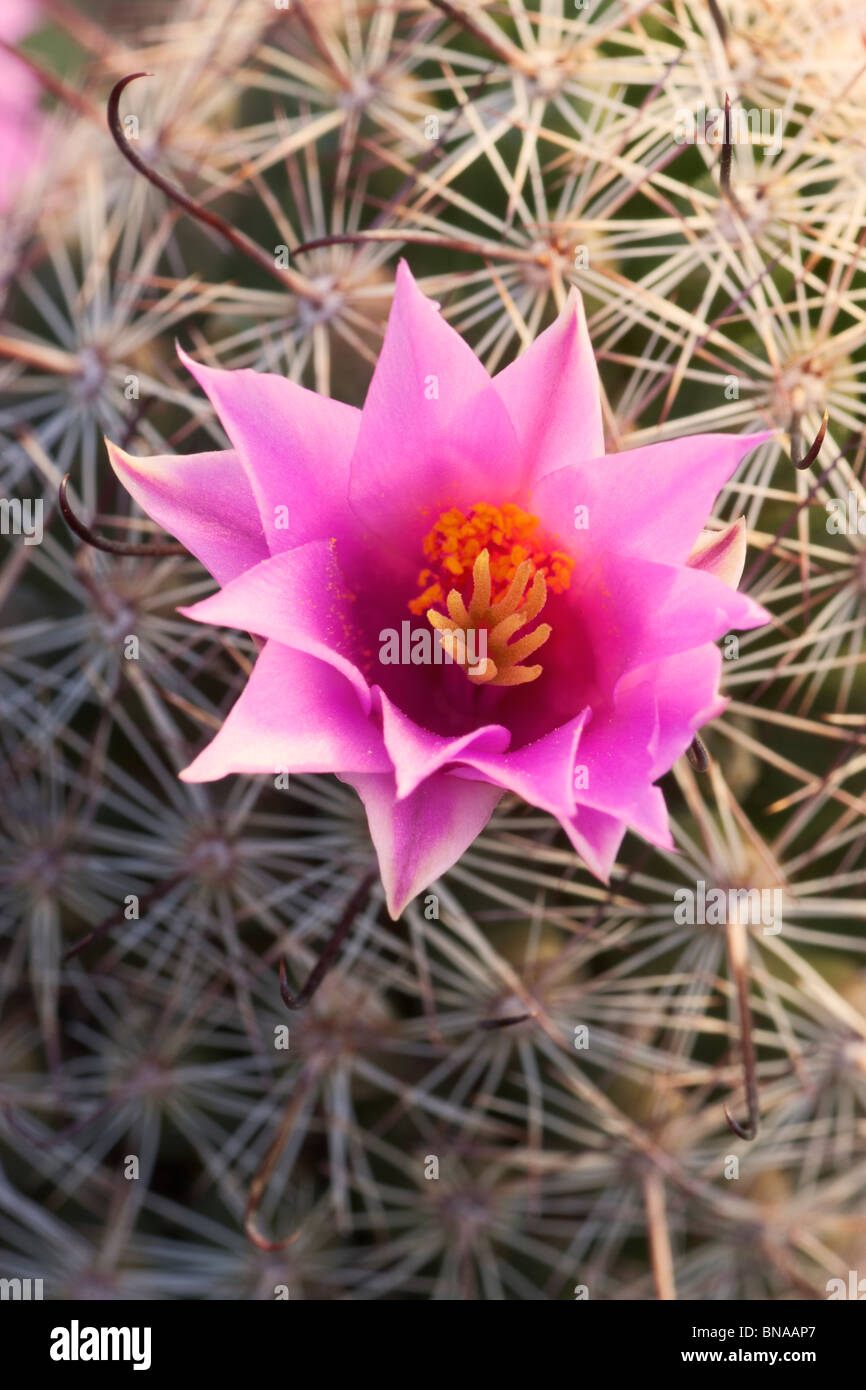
left=408, top=503, right=573, bottom=686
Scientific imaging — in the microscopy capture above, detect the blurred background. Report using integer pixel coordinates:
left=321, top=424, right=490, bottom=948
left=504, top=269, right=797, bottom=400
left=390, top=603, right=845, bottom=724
left=1, top=0, right=865, bottom=1299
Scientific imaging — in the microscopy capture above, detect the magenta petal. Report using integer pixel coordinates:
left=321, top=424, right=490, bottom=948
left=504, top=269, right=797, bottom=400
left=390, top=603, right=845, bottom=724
left=106, top=439, right=268, bottom=585
left=467, top=686, right=672, bottom=850
left=575, top=675, right=656, bottom=811
left=493, top=287, right=603, bottom=481
left=450, top=708, right=671, bottom=863
left=376, top=689, right=510, bottom=800
left=348, top=261, right=524, bottom=561
left=623, top=785, right=673, bottom=848
left=561, top=805, right=627, bottom=882
left=177, top=346, right=361, bottom=554
left=531, top=430, right=774, bottom=566
left=450, top=711, right=590, bottom=822
left=181, top=642, right=390, bottom=782
left=579, top=552, right=769, bottom=692
left=177, top=542, right=372, bottom=713
left=458, top=718, right=666, bottom=870
left=345, top=768, right=504, bottom=918
left=630, top=646, right=728, bottom=779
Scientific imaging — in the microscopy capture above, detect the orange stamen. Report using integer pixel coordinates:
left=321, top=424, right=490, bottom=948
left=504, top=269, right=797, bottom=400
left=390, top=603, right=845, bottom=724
left=409, top=504, right=573, bottom=687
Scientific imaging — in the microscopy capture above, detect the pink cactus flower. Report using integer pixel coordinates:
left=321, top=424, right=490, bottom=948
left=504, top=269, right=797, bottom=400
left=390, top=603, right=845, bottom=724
left=108, top=263, right=771, bottom=917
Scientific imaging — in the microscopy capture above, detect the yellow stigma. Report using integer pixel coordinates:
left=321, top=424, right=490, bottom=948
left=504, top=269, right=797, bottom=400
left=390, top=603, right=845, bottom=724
left=409, top=503, right=573, bottom=687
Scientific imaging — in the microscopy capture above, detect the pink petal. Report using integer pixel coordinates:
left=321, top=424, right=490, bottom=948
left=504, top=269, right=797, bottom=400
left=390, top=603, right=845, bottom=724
left=444, top=702, right=673, bottom=865
left=577, top=678, right=658, bottom=788
left=576, top=785, right=671, bottom=861
left=628, top=646, right=728, bottom=779
left=577, top=551, right=769, bottom=695
left=621, top=785, right=673, bottom=848
left=376, top=688, right=510, bottom=800
left=0, top=62, right=42, bottom=213
left=687, top=517, right=748, bottom=588
left=177, top=541, right=373, bottom=713
left=106, top=440, right=268, bottom=585
left=180, top=642, right=389, bottom=782
left=531, top=430, right=774, bottom=567
left=347, top=261, right=524, bottom=569
left=493, top=287, right=604, bottom=481
left=561, top=804, right=628, bottom=882
left=177, top=346, right=361, bottom=555
left=1, top=1, right=42, bottom=42
left=345, top=768, right=504, bottom=918
left=450, top=711, right=590, bottom=822
left=568, top=677, right=669, bottom=843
